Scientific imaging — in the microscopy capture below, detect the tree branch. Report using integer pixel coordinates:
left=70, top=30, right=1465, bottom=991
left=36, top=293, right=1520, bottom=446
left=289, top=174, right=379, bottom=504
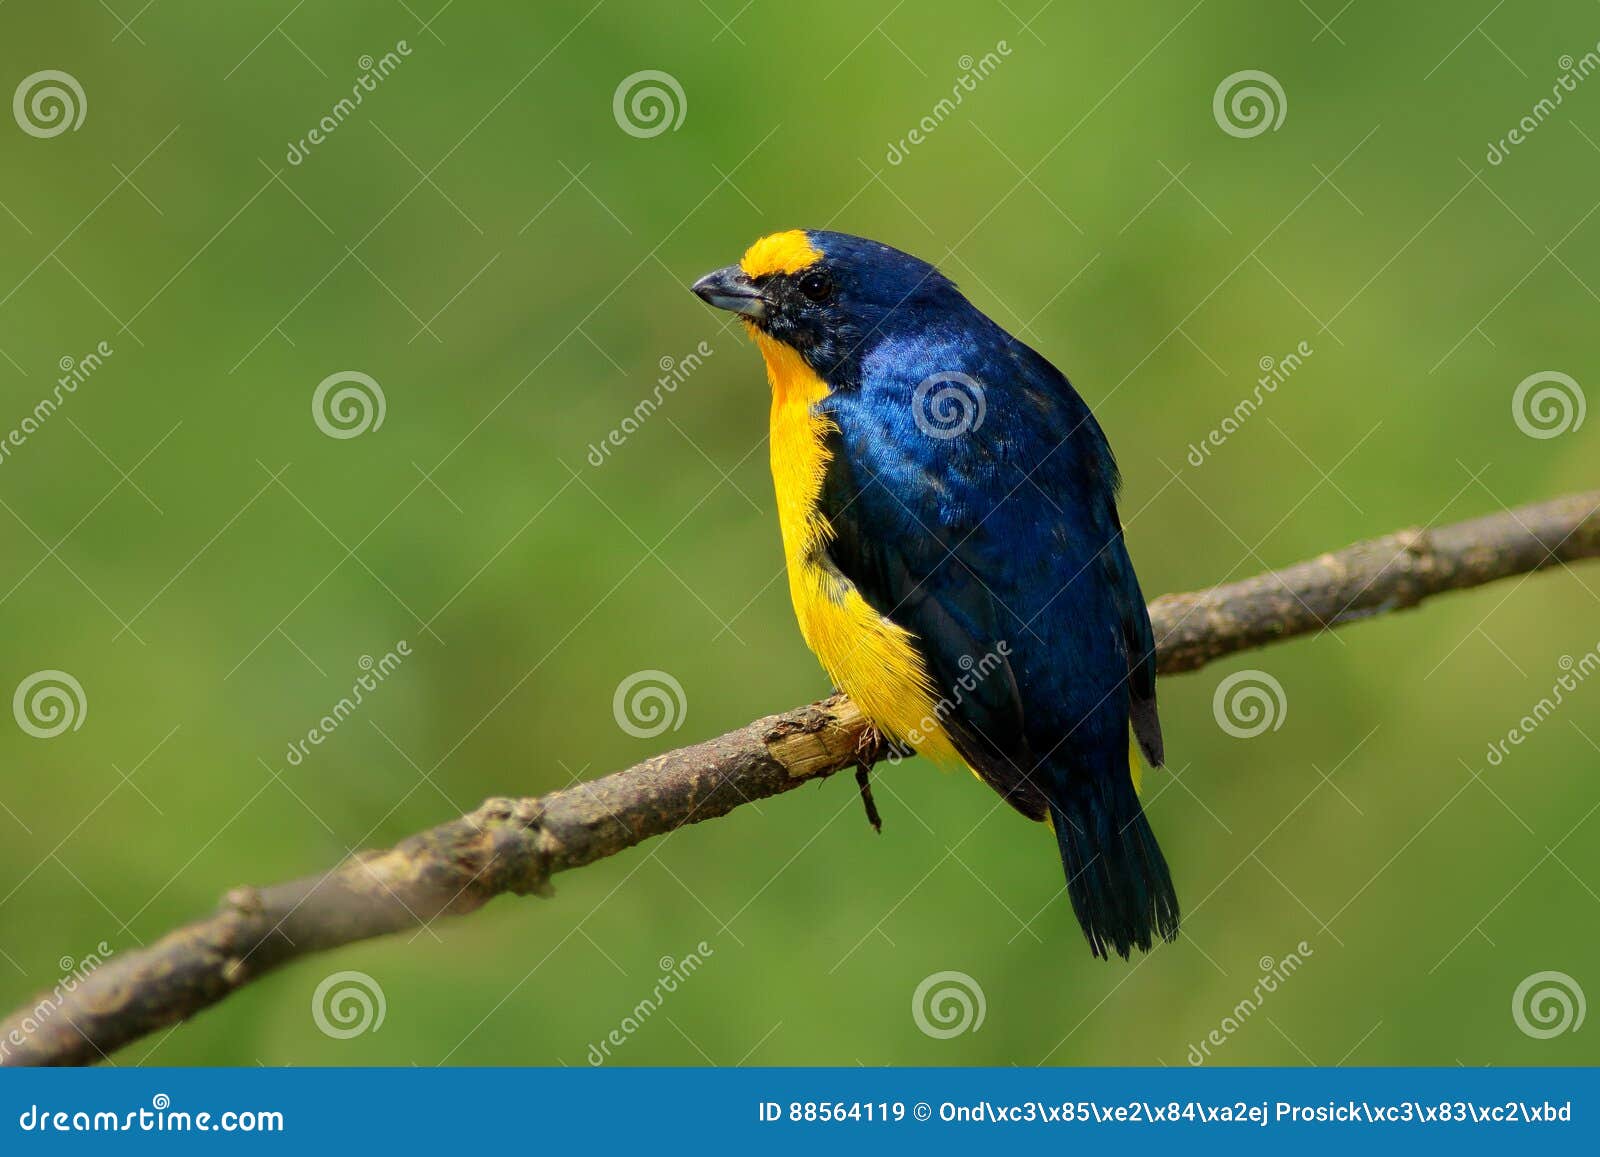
left=5, top=490, right=1597, bottom=1066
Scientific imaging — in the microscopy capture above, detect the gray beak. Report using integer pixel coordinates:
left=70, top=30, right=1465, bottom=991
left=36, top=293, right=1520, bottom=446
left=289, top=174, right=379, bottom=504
left=691, top=264, right=766, bottom=319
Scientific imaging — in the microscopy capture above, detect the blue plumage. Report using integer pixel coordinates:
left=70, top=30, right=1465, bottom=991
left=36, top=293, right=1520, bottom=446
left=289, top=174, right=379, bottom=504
left=694, top=230, right=1178, bottom=959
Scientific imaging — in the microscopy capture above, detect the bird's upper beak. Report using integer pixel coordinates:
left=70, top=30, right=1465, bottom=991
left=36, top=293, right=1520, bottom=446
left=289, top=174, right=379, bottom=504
left=690, top=264, right=766, bottom=320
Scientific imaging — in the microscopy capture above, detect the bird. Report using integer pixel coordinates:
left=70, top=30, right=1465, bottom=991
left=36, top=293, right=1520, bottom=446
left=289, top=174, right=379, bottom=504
left=691, top=229, right=1177, bottom=959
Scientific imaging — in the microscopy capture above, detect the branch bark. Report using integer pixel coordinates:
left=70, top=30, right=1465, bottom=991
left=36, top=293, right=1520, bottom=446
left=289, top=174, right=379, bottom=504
left=4, top=490, right=1597, bottom=1066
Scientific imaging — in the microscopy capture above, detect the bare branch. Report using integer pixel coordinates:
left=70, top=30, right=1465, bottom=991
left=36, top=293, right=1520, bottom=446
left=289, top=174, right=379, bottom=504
left=4, top=490, right=1596, bottom=1066
left=1150, top=489, right=1600, bottom=672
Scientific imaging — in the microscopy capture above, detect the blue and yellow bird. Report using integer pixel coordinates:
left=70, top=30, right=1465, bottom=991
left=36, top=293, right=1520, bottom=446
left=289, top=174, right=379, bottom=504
left=692, top=230, right=1177, bottom=959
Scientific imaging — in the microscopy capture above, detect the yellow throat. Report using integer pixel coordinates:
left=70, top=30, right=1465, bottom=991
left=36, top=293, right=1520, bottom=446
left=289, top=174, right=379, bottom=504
left=749, top=318, right=960, bottom=767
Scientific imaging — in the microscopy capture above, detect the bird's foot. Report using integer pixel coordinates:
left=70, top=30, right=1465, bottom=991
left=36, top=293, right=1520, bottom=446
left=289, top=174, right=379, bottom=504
left=855, top=721, right=913, bottom=764
left=854, top=764, right=883, bottom=835
left=855, top=721, right=883, bottom=764
left=854, top=723, right=889, bottom=834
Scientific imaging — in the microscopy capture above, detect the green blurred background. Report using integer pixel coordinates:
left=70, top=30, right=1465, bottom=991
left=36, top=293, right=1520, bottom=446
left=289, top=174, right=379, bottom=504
left=1, top=0, right=1596, bottom=1067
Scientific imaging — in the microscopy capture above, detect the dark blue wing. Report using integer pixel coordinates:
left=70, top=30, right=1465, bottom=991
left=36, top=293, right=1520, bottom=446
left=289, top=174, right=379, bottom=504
left=819, top=419, right=1045, bottom=817
left=815, top=325, right=1159, bottom=814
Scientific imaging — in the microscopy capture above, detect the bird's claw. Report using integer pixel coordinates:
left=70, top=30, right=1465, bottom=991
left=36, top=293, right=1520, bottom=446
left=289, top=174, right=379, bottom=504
left=854, top=723, right=887, bottom=834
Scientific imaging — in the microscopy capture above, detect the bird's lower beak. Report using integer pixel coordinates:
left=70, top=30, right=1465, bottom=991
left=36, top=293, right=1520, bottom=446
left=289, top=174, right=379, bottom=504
left=690, top=265, right=766, bottom=319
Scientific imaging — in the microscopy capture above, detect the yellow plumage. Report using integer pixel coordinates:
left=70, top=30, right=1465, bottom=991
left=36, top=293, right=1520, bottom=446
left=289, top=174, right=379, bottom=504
left=697, top=228, right=1177, bottom=958
left=740, top=229, right=825, bottom=278
left=751, top=320, right=962, bottom=767
left=742, top=232, right=1148, bottom=791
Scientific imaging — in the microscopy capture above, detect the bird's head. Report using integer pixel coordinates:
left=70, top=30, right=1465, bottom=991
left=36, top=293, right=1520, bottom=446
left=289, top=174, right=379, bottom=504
left=690, top=229, right=964, bottom=382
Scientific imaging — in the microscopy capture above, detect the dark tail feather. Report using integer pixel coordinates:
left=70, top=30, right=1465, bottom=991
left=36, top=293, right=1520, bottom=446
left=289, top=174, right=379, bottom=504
left=1050, top=771, right=1179, bottom=960
left=1130, top=690, right=1164, bottom=768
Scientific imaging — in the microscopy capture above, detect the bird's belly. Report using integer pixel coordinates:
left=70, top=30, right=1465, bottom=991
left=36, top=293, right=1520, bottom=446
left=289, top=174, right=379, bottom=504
left=785, top=553, right=962, bottom=765
left=759, top=326, right=959, bottom=764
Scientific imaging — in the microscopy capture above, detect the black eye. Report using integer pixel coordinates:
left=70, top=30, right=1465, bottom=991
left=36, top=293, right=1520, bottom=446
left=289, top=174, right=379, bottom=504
left=798, top=270, right=832, bottom=302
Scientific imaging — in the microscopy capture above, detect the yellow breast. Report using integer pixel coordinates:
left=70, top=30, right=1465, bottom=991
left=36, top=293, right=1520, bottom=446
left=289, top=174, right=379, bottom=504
left=754, top=329, right=961, bottom=765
